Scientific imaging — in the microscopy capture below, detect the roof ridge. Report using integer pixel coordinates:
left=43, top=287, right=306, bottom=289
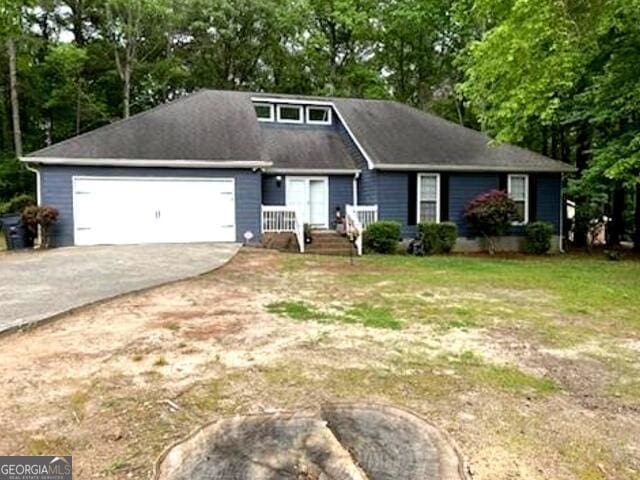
left=27, top=90, right=211, bottom=157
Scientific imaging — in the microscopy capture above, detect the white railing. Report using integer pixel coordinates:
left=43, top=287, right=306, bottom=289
left=345, top=205, right=364, bottom=256
left=347, top=205, right=378, bottom=230
left=261, top=205, right=304, bottom=253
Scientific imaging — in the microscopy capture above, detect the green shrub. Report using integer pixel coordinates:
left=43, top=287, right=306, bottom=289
left=0, top=194, right=35, bottom=215
left=418, top=222, right=458, bottom=254
left=364, top=221, right=401, bottom=254
left=524, top=222, right=554, bottom=254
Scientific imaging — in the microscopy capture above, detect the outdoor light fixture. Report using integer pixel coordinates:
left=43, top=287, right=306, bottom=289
left=276, top=175, right=282, bottom=187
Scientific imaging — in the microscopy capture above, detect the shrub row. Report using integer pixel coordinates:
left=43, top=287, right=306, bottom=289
left=362, top=218, right=553, bottom=255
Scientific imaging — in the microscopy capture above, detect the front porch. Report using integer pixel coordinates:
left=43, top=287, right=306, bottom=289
left=260, top=205, right=378, bottom=255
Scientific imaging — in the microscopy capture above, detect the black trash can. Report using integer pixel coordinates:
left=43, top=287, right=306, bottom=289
left=0, top=213, right=32, bottom=250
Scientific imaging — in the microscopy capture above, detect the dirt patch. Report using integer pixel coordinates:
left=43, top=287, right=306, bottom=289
left=0, top=249, right=638, bottom=480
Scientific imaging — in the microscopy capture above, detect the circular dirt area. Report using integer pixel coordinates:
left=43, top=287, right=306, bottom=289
left=155, top=403, right=467, bottom=480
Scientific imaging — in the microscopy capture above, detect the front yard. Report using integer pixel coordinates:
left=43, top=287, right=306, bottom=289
left=1, top=249, right=639, bottom=479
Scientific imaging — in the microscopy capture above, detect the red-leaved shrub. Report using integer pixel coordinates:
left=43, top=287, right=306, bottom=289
left=464, top=190, right=518, bottom=254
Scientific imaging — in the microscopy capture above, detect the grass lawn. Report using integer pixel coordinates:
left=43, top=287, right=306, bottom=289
left=0, top=249, right=639, bottom=479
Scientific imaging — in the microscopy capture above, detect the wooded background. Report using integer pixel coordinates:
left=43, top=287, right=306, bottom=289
left=1, top=0, right=638, bottom=246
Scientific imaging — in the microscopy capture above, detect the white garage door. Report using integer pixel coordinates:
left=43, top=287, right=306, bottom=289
left=73, top=177, right=235, bottom=246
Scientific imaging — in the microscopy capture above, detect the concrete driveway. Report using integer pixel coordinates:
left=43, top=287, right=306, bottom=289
left=0, top=243, right=240, bottom=333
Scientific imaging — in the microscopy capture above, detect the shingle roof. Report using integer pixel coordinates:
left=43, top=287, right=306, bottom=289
left=332, top=99, right=574, bottom=172
left=26, top=89, right=574, bottom=173
left=261, top=126, right=358, bottom=170
left=27, top=90, right=266, bottom=162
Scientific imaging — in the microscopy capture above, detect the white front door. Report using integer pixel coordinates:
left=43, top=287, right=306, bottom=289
left=285, top=176, right=329, bottom=228
left=73, top=177, right=236, bottom=245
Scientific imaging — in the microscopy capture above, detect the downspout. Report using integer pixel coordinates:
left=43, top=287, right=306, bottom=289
left=353, top=172, right=360, bottom=206
left=24, top=161, right=42, bottom=247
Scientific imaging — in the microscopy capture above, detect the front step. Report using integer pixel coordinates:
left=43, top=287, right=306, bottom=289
left=305, top=230, right=354, bottom=256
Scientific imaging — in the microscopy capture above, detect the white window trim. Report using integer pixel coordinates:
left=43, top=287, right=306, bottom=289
left=416, top=173, right=441, bottom=224
left=508, top=174, right=529, bottom=225
left=306, top=106, right=332, bottom=125
left=254, top=102, right=274, bottom=122
left=277, top=104, right=303, bottom=124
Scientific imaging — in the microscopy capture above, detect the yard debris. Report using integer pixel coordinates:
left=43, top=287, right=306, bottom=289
left=159, top=399, right=181, bottom=412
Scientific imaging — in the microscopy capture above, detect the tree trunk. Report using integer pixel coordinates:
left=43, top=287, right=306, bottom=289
left=123, top=61, right=131, bottom=118
left=576, top=125, right=591, bottom=173
left=634, top=183, right=640, bottom=251
left=608, top=186, right=625, bottom=246
left=7, top=38, right=22, bottom=157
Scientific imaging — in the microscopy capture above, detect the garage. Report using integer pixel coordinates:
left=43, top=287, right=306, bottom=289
left=72, top=177, right=236, bottom=246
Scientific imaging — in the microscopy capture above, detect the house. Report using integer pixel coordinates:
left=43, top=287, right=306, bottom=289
left=21, top=90, right=574, bottom=253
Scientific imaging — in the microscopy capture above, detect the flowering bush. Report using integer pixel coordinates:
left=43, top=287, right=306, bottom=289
left=464, top=190, right=518, bottom=254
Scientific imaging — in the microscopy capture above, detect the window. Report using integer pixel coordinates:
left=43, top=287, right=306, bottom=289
left=254, top=103, right=274, bottom=122
left=417, top=173, right=440, bottom=223
left=277, top=105, right=303, bottom=124
left=508, top=174, right=529, bottom=224
left=306, top=106, right=332, bottom=125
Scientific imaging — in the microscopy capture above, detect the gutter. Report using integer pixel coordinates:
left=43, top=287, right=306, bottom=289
left=264, top=168, right=361, bottom=175
left=373, top=163, right=577, bottom=173
left=19, top=157, right=273, bottom=169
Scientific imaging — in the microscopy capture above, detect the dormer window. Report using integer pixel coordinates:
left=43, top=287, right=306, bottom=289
left=254, top=103, right=274, bottom=122
left=306, top=106, right=332, bottom=125
left=277, top=105, right=303, bottom=124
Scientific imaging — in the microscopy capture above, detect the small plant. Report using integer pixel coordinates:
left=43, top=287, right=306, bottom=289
left=21, top=205, right=59, bottom=249
left=464, top=190, right=518, bottom=254
left=525, top=221, right=554, bottom=254
left=0, top=194, right=35, bottom=215
left=363, top=221, right=400, bottom=254
left=604, top=249, right=623, bottom=261
left=303, top=223, right=312, bottom=244
left=417, top=222, right=458, bottom=254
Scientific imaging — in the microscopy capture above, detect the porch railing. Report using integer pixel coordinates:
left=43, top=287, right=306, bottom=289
left=261, top=205, right=304, bottom=253
left=347, top=205, right=378, bottom=230
left=345, top=205, right=364, bottom=256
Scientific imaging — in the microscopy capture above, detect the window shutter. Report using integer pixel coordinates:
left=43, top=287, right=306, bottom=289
left=407, top=172, right=417, bottom=226
left=528, top=174, right=537, bottom=222
left=498, top=174, right=508, bottom=191
left=440, top=173, right=449, bottom=221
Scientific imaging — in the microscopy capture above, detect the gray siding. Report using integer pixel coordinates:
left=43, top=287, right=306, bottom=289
left=358, top=168, right=378, bottom=206
left=329, top=175, right=354, bottom=227
left=262, top=174, right=354, bottom=227
left=40, top=166, right=261, bottom=246
left=370, top=172, right=562, bottom=239
left=449, top=174, right=500, bottom=237
left=376, top=171, right=415, bottom=237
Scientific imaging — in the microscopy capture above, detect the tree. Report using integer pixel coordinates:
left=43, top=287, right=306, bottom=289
left=104, top=0, right=170, bottom=117
left=1, top=1, right=26, bottom=157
